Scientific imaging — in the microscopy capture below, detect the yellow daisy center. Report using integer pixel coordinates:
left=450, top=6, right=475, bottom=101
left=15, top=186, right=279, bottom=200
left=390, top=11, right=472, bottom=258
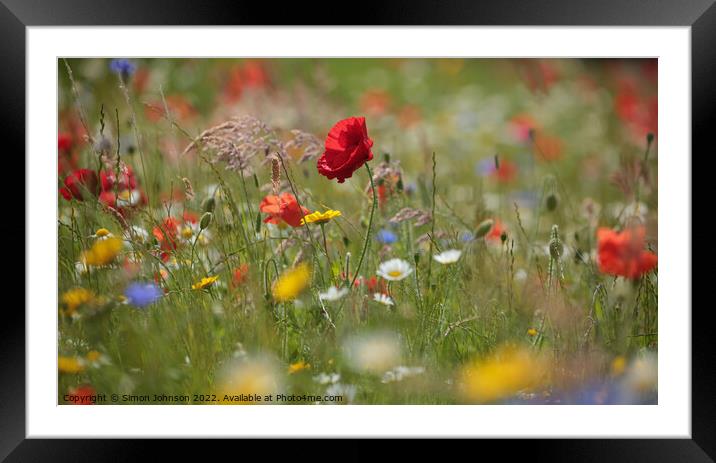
left=95, top=228, right=111, bottom=237
left=388, top=270, right=403, bottom=278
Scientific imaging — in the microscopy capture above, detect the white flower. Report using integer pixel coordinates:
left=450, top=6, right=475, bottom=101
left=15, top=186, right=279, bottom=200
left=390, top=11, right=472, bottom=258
left=376, top=258, right=413, bottom=281
left=343, top=332, right=402, bottom=374
left=373, top=293, right=394, bottom=306
left=514, top=268, right=528, bottom=282
left=319, top=286, right=349, bottom=302
left=314, top=373, right=341, bottom=385
left=381, top=366, right=426, bottom=383
left=433, top=249, right=462, bottom=264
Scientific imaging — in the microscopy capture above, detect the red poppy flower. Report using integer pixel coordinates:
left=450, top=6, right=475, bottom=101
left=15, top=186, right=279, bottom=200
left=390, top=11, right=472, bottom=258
left=100, top=166, right=137, bottom=192
left=58, top=133, right=72, bottom=152
left=360, top=89, right=391, bottom=116
left=485, top=218, right=507, bottom=243
left=366, top=275, right=387, bottom=294
left=317, top=117, right=374, bottom=183
left=153, top=217, right=182, bottom=251
left=232, top=263, right=250, bottom=287
left=508, top=113, right=539, bottom=142
left=67, top=384, right=96, bottom=405
left=492, top=159, right=518, bottom=183
left=259, top=192, right=310, bottom=228
left=59, top=169, right=99, bottom=201
left=597, top=226, right=657, bottom=279
left=532, top=133, right=564, bottom=161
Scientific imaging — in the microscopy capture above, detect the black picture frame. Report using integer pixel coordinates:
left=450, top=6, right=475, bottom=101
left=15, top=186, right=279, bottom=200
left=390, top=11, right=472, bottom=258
left=6, top=0, right=712, bottom=459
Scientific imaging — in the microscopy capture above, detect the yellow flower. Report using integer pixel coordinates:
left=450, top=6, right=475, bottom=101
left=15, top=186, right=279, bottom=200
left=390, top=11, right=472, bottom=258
left=86, top=350, right=102, bottom=362
left=300, top=209, right=342, bottom=225
left=272, top=262, right=311, bottom=302
left=58, top=356, right=85, bottom=374
left=61, top=287, right=94, bottom=315
left=192, top=275, right=219, bottom=290
left=216, top=357, right=281, bottom=404
left=460, top=345, right=548, bottom=403
left=81, top=237, right=123, bottom=266
left=611, top=355, right=627, bottom=377
left=527, top=328, right=538, bottom=337
left=288, top=361, right=310, bottom=374
left=94, top=228, right=112, bottom=238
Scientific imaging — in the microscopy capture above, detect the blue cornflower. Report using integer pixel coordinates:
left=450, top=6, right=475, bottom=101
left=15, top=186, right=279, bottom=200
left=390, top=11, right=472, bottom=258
left=376, top=229, right=398, bottom=245
left=109, top=59, right=136, bottom=78
left=124, top=282, right=162, bottom=308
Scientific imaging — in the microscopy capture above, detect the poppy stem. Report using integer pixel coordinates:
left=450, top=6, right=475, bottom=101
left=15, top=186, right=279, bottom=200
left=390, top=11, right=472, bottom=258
left=350, top=163, right=377, bottom=288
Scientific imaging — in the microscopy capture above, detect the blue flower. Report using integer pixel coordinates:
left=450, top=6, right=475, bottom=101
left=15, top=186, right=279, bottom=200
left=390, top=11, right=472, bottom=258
left=109, top=59, right=136, bottom=77
left=460, top=231, right=475, bottom=242
left=475, top=158, right=496, bottom=176
left=124, top=282, right=162, bottom=308
left=376, top=229, right=398, bottom=245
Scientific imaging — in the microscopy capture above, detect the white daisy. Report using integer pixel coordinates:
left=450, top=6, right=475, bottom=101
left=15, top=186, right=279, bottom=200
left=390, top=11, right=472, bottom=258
left=319, top=286, right=349, bottom=302
left=90, top=228, right=113, bottom=240
left=376, top=258, right=413, bottom=281
left=373, top=293, right=394, bottom=306
left=116, top=189, right=143, bottom=207
left=433, top=249, right=462, bottom=264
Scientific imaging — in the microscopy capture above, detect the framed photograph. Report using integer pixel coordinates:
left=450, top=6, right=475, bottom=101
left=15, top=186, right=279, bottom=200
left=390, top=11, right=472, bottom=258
left=9, top=0, right=712, bottom=457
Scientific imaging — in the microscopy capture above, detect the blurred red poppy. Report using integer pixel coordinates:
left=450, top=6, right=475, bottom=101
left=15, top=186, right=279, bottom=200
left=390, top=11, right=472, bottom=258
left=232, top=263, right=250, bottom=287
left=597, top=226, right=657, bottom=279
left=59, top=169, right=99, bottom=201
left=67, top=384, right=96, bottom=405
left=485, top=218, right=507, bottom=243
left=492, top=159, right=518, bottom=183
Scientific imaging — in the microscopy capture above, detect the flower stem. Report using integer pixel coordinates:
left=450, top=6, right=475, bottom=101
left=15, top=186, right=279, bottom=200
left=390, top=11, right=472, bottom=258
left=349, top=163, right=376, bottom=288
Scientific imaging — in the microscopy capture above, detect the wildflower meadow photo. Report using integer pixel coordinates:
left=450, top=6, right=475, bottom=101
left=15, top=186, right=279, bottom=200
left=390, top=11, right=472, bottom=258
left=57, top=58, right=658, bottom=406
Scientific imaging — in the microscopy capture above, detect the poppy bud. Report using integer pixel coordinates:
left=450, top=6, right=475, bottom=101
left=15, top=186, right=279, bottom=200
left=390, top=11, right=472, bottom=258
left=500, top=231, right=508, bottom=244
left=383, top=153, right=391, bottom=163
left=475, top=219, right=494, bottom=238
left=200, top=212, right=213, bottom=230
left=202, top=197, right=215, bottom=213
left=646, top=133, right=654, bottom=145
left=546, top=194, right=558, bottom=211
left=255, top=211, right=262, bottom=233
left=343, top=236, right=350, bottom=247
left=414, top=253, right=420, bottom=265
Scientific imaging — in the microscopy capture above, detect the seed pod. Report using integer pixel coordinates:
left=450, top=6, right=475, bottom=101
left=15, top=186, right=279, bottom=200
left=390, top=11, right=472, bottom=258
left=200, top=212, right=213, bottom=230
left=202, top=197, right=215, bottom=213
left=475, top=219, right=494, bottom=238
left=549, top=225, right=563, bottom=260
left=546, top=194, right=558, bottom=211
